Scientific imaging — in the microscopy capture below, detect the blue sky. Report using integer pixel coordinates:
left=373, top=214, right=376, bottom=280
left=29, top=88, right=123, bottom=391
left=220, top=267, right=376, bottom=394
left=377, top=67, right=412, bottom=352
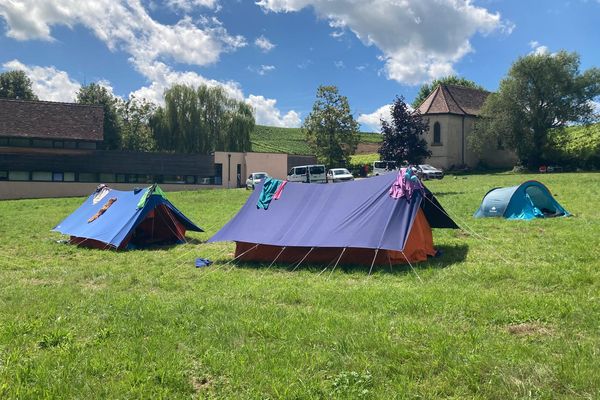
left=0, top=0, right=599, bottom=131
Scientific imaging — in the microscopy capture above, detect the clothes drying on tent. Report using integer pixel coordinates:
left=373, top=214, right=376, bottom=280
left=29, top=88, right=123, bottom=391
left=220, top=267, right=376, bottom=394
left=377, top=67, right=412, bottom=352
left=53, top=185, right=203, bottom=249
left=474, top=180, right=569, bottom=220
left=208, top=172, right=458, bottom=266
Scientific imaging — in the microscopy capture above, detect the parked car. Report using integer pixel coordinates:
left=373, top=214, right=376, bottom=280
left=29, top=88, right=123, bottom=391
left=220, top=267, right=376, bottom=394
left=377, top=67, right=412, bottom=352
left=372, top=160, right=398, bottom=176
left=246, top=172, right=268, bottom=189
left=327, top=168, right=354, bottom=183
left=417, top=164, right=444, bottom=180
left=287, top=165, right=327, bottom=183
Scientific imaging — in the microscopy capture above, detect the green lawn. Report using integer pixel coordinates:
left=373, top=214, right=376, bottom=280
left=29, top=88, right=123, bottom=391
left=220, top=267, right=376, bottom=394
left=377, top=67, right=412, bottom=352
left=1, top=173, right=599, bottom=399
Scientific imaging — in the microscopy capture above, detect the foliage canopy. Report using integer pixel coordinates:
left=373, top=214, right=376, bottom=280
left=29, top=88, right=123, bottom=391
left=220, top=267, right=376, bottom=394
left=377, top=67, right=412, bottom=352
left=412, top=76, right=483, bottom=109
left=471, top=51, right=600, bottom=168
left=0, top=70, right=38, bottom=100
left=303, top=85, right=360, bottom=166
left=378, top=96, right=431, bottom=165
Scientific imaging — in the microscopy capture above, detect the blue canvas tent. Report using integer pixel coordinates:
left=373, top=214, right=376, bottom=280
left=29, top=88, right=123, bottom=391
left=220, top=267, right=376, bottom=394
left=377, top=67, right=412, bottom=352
left=474, top=180, right=569, bottom=220
left=53, top=185, right=202, bottom=249
left=208, top=173, right=458, bottom=266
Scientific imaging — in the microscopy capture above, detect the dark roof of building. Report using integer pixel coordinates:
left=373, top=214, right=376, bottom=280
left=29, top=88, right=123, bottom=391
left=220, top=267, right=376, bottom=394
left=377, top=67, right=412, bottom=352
left=0, top=98, right=104, bottom=141
left=416, top=84, right=490, bottom=116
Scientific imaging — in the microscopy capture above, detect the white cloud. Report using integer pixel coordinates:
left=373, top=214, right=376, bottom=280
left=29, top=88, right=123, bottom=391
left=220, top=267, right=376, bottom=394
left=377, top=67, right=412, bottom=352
left=0, top=0, right=246, bottom=71
left=246, top=95, right=301, bottom=127
left=2, top=59, right=81, bottom=102
left=357, top=104, right=392, bottom=132
left=254, top=35, right=275, bottom=52
left=166, top=0, right=220, bottom=12
left=257, top=0, right=508, bottom=85
left=529, top=40, right=549, bottom=55
left=334, top=60, right=345, bottom=69
left=0, top=1, right=299, bottom=128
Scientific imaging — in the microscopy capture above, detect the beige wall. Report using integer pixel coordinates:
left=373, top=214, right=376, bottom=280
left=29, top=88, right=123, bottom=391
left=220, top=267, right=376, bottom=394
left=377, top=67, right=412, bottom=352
left=0, top=181, right=221, bottom=200
left=214, top=152, right=246, bottom=188
left=214, top=151, right=293, bottom=185
left=424, top=114, right=517, bottom=169
left=244, top=152, right=288, bottom=180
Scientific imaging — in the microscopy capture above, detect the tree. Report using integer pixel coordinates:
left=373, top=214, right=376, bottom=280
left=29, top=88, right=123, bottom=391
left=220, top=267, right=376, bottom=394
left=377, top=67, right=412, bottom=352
left=119, top=96, right=157, bottom=152
left=303, top=85, right=360, bottom=166
left=76, top=83, right=122, bottom=150
left=471, top=51, right=600, bottom=169
left=151, top=84, right=254, bottom=154
left=0, top=70, right=38, bottom=100
left=412, top=75, right=484, bottom=109
left=378, top=96, right=431, bottom=165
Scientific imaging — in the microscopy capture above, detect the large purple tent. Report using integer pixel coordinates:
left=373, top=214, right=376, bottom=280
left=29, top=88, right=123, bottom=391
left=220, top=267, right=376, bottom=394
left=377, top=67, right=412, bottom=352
left=209, top=173, right=457, bottom=266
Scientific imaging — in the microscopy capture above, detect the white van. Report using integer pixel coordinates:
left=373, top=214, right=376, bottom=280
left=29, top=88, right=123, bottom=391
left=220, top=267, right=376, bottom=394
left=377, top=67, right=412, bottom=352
left=372, top=160, right=398, bottom=176
left=287, top=165, right=327, bottom=183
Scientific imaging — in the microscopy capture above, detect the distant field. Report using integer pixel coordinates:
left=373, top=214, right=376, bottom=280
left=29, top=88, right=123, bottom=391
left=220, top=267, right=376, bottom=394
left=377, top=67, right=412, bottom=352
left=1, top=172, right=599, bottom=398
left=251, top=125, right=382, bottom=155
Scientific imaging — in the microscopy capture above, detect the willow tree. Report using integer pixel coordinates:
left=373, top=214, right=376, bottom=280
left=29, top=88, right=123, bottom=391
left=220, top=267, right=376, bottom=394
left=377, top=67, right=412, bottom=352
left=151, top=84, right=254, bottom=153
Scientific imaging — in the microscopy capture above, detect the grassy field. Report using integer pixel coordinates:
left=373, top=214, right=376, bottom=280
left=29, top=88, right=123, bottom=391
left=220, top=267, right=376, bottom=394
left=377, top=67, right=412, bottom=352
left=251, top=125, right=381, bottom=155
left=1, top=173, right=599, bottom=398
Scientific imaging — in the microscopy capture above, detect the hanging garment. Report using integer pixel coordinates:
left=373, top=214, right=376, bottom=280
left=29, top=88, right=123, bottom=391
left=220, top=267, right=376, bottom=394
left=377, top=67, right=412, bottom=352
left=389, top=167, right=424, bottom=201
left=257, top=178, right=282, bottom=210
left=273, top=180, right=288, bottom=200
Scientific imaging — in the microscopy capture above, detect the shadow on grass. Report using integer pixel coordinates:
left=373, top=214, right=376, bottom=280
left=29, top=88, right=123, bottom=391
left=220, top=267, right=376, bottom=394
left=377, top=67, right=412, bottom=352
left=232, top=244, right=469, bottom=275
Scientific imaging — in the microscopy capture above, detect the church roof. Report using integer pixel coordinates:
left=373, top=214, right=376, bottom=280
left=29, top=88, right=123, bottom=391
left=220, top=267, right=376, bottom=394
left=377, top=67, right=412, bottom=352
left=416, top=84, right=490, bottom=116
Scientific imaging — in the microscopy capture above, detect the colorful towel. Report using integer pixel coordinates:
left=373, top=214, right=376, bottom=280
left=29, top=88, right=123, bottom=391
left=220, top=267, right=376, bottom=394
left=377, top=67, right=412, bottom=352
left=389, top=167, right=424, bottom=201
left=273, top=180, right=288, bottom=200
left=257, top=178, right=282, bottom=210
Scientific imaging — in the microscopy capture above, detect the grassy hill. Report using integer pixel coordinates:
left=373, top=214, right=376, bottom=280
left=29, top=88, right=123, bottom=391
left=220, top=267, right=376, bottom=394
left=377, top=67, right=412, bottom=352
left=1, top=172, right=599, bottom=398
left=251, top=125, right=382, bottom=155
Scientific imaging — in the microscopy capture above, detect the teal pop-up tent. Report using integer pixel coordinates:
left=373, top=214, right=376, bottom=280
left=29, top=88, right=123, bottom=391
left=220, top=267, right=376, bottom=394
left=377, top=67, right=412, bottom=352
left=474, top=181, right=569, bottom=220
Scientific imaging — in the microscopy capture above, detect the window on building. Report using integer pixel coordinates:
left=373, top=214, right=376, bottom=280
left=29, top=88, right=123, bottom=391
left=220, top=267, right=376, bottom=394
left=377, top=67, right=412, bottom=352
left=0, top=138, right=8, bottom=146
left=78, top=173, right=98, bottom=182
left=32, top=139, right=53, bottom=148
left=127, top=174, right=139, bottom=183
left=433, top=122, right=441, bottom=145
left=32, top=171, right=52, bottom=181
left=8, top=138, right=30, bottom=147
left=64, top=141, right=77, bottom=149
left=9, top=171, right=30, bottom=181
left=53, top=141, right=64, bottom=148
left=116, top=174, right=127, bottom=183
left=0, top=171, right=8, bottom=181
left=214, top=163, right=223, bottom=185
left=64, top=172, right=75, bottom=182
left=78, top=142, right=97, bottom=149
left=185, top=175, right=196, bottom=184
left=99, top=173, right=115, bottom=182
left=52, top=172, right=64, bottom=182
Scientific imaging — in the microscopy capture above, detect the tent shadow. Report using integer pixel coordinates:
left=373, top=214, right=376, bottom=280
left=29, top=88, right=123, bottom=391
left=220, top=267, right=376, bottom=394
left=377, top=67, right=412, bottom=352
left=233, top=244, right=469, bottom=275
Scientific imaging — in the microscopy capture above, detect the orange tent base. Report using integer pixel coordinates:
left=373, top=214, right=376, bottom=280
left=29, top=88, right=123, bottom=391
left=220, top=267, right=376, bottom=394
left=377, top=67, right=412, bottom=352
left=235, top=209, right=436, bottom=265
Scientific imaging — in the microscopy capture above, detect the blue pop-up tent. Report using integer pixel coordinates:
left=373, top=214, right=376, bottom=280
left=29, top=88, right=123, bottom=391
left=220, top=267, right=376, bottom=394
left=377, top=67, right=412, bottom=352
left=474, top=180, right=569, bottom=220
left=53, top=185, right=202, bottom=249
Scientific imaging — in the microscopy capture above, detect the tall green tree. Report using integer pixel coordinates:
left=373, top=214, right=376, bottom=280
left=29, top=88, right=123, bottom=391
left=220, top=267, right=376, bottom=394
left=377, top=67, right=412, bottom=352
left=471, top=51, right=600, bottom=169
left=119, top=96, right=157, bottom=152
left=76, top=83, right=121, bottom=150
left=0, top=70, right=38, bottom=100
left=378, top=96, right=431, bottom=165
left=151, top=84, right=253, bottom=154
left=412, top=76, right=484, bottom=109
left=303, top=85, right=360, bottom=166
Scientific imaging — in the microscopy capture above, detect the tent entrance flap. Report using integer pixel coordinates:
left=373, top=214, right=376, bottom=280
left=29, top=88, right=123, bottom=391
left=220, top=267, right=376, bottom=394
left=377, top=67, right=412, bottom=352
left=127, top=205, right=187, bottom=248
